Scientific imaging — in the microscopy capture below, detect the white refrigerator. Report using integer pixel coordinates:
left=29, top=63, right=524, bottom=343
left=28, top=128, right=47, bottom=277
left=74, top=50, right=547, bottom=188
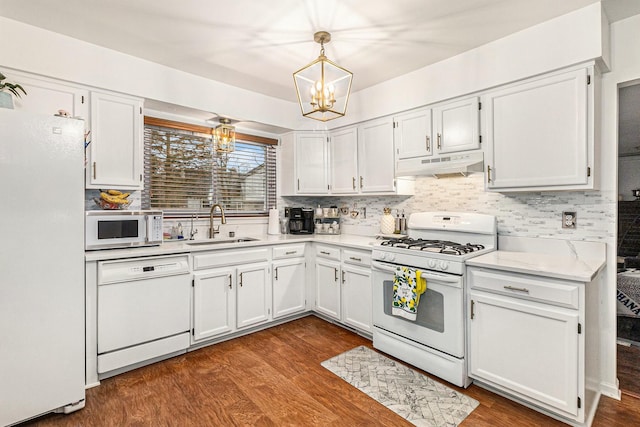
left=0, top=109, right=85, bottom=425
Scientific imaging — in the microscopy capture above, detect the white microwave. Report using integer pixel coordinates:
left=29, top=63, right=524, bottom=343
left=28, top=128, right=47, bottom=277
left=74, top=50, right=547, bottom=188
left=85, top=210, right=163, bottom=250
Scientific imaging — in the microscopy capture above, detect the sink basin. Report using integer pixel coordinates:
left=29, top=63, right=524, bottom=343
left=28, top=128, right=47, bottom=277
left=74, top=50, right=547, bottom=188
left=186, top=237, right=259, bottom=246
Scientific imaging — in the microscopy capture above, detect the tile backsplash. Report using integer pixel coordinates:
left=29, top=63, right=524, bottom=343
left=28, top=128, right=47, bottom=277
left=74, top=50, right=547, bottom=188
left=281, top=174, right=616, bottom=241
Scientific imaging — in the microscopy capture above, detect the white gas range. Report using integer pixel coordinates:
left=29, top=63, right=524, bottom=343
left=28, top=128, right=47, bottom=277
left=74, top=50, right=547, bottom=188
left=371, top=212, right=497, bottom=388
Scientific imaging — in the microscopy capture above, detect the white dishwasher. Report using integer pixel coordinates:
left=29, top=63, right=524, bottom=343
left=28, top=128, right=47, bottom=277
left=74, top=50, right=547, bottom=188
left=97, top=254, right=191, bottom=376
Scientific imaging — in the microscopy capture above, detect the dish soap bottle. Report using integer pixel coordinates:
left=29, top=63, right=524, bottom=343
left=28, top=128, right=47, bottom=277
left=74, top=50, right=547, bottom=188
left=380, top=207, right=395, bottom=235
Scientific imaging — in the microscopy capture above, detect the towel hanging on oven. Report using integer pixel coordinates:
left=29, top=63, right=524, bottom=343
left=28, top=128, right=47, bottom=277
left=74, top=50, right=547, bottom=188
left=392, top=266, right=427, bottom=321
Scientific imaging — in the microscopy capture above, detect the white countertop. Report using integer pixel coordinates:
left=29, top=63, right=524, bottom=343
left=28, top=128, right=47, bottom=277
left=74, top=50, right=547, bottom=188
left=466, top=250, right=606, bottom=282
left=85, top=233, right=378, bottom=261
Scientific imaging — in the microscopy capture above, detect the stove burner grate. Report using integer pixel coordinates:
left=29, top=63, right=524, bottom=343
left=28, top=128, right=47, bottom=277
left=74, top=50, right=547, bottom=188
left=380, top=237, right=485, bottom=255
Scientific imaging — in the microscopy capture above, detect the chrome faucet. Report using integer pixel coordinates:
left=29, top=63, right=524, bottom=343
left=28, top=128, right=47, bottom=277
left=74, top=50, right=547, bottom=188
left=209, top=203, right=226, bottom=238
left=189, top=213, right=198, bottom=240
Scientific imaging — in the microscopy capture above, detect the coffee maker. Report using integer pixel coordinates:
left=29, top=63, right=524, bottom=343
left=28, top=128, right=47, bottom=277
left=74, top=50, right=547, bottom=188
left=288, top=208, right=314, bottom=234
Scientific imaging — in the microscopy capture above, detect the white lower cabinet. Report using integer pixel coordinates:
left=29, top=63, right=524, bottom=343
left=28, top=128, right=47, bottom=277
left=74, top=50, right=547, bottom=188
left=467, top=267, right=586, bottom=423
left=315, top=245, right=372, bottom=334
left=191, top=249, right=270, bottom=343
left=272, top=258, right=306, bottom=318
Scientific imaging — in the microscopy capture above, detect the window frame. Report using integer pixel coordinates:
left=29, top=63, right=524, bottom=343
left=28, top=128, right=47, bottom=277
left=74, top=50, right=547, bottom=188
left=143, top=116, right=278, bottom=219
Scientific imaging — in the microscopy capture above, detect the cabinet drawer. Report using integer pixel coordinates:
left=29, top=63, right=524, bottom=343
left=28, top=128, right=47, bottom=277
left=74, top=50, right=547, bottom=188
left=193, top=248, right=269, bottom=270
left=273, top=244, right=305, bottom=259
left=342, top=249, right=371, bottom=267
left=468, top=267, right=580, bottom=309
left=315, top=245, right=340, bottom=260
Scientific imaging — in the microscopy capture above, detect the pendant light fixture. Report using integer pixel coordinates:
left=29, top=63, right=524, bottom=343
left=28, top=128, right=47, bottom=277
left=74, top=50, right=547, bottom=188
left=293, top=31, right=353, bottom=122
left=213, top=118, right=235, bottom=153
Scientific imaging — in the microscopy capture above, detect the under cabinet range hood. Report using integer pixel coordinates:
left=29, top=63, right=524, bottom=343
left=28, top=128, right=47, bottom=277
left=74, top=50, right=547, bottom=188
left=396, top=151, right=484, bottom=178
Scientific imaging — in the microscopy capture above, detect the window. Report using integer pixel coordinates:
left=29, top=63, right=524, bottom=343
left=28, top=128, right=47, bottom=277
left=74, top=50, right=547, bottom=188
left=143, top=117, right=277, bottom=216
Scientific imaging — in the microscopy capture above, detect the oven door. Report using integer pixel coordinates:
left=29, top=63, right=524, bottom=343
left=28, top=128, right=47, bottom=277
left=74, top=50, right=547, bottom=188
left=371, top=259, right=465, bottom=358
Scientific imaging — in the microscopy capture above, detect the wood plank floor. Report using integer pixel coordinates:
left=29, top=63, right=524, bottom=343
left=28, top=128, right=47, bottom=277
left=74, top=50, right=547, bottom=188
left=617, top=342, right=640, bottom=397
left=22, top=316, right=640, bottom=426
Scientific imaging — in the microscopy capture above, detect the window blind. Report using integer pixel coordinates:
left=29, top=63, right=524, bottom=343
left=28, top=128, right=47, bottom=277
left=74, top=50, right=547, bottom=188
left=143, top=120, right=277, bottom=217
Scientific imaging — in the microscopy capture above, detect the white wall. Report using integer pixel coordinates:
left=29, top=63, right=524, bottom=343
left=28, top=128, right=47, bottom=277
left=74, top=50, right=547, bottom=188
left=0, top=16, right=300, bottom=131
left=321, top=2, right=608, bottom=129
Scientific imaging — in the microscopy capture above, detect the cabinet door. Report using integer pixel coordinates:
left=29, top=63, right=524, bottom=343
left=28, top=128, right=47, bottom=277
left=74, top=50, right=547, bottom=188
left=236, top=263, right=270, bottom=329
left=295, top=133, right=328, bottom=194
left=88, top=91, right=143, bottom=189
left=394, top=108, right=432, bottom=159
left=330, top=127, right=359, bottom=194
left=341, top=264, right=372, bottom=333
left=485, top=68, right=590, bottom=190
left=272, top=258, right=306, bottom=318
left=433, top=96, right=480, bottom=154
left=315, top=259, right=341, bottom=320
left=468, top=292, right=579, bottom=417
left=7, top=71, right=89, bottom=119
left=192, top=269, right=234, bottom=341
left=358, top=117, right=395, bottom=193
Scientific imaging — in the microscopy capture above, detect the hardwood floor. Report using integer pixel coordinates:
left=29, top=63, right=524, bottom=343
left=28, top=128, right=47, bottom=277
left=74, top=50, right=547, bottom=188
left=618, top=342, right=640, bottom=397
left=22, top=316, right=640, bottom=426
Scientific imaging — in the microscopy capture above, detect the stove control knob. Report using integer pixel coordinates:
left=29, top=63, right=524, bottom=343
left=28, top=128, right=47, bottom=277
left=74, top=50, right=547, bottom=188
left=428, top=259, right=437, bottom=269
left=439, top=260, right=449, bottom=271
left=387, top=253, right=396, bottom=262
left=379, top=252, right=387, bottom=261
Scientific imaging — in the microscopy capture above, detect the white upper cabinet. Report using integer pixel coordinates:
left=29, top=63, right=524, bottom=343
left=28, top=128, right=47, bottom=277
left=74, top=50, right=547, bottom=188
left=87, top=91, right=144, bottom=189
left=358, top=117, right=397, bottom=193
left=295, top=132, right=329, bottom=194
left=433, top=96, right=481, bottom=154
left=329, top=126, right=359, bottom=194
left=394, top=107, right=433, bottom=160
left=484, top=66, right=593, bottom=191
left=5, top=70, right=89, bottom=119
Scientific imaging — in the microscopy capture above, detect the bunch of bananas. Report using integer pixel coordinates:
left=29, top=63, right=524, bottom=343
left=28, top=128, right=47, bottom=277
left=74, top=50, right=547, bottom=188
left=99, top=189, right=131, bottom=205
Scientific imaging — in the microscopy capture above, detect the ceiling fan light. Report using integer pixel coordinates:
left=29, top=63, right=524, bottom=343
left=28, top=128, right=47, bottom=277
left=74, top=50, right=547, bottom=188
left=213, top=118, right=235, bottom=153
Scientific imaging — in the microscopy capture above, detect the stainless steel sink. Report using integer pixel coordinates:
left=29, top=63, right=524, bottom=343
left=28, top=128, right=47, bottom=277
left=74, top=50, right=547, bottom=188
left=186, top=237, right=259, bottom=246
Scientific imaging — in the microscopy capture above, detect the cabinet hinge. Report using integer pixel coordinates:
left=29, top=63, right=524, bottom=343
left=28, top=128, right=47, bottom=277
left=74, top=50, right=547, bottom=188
left=81, top=95, right=85, bottom=104
left=578, top=323, right=582, bottom=334
left=140, top=106, right=142, bottom=114
left=192, top=279, right=195, bottom=287
left=268, top=308, right=271, bottom=315
left=191, top=328, right=194, bottom=336
left=578, top=397, right=582, bottom=408
left=478, top=102, right=482, bottom=110
left=140, top=173, right=143, bottom=182
left=587, top=75, right=591, bottom=85
left=587, top=167, right=591, bottom=177
left=327, top=184, right=330, bottom=190
left=479, top=135, right=482, bottom=144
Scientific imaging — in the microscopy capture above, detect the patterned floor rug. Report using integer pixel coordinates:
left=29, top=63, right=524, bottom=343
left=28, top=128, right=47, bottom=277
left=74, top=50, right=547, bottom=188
left=321, top=346, right=479, bottom=426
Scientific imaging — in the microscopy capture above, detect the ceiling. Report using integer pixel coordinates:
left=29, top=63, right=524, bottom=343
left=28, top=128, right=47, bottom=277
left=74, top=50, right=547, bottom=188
left=4, top=0, right=633, bottom=104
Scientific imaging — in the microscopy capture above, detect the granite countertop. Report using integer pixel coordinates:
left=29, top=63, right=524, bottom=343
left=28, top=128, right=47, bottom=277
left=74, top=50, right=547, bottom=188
left=85, top=233, right=378, bottom=261
left=466, top=250, right=606, bottom=282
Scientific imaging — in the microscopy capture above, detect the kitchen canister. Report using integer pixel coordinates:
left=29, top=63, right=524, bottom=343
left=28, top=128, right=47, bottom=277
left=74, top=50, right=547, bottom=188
left=380, top=207, right=395, bottom=235
left=268, top=207, right=280, bottom=234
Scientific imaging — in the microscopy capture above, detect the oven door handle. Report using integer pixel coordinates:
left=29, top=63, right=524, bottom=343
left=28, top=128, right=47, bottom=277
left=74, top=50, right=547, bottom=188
left=371, top=260, right=462, bottom=284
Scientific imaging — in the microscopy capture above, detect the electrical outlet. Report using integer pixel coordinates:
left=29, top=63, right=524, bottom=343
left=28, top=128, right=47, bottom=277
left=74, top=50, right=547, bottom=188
left=562, top=211, right=577, bottom=229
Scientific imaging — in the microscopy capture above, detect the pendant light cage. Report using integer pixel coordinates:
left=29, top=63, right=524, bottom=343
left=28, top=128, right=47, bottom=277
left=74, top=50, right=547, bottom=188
left=293, top=31, right=353, bottom=122
left=213, top=118, right=236, bottom=153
